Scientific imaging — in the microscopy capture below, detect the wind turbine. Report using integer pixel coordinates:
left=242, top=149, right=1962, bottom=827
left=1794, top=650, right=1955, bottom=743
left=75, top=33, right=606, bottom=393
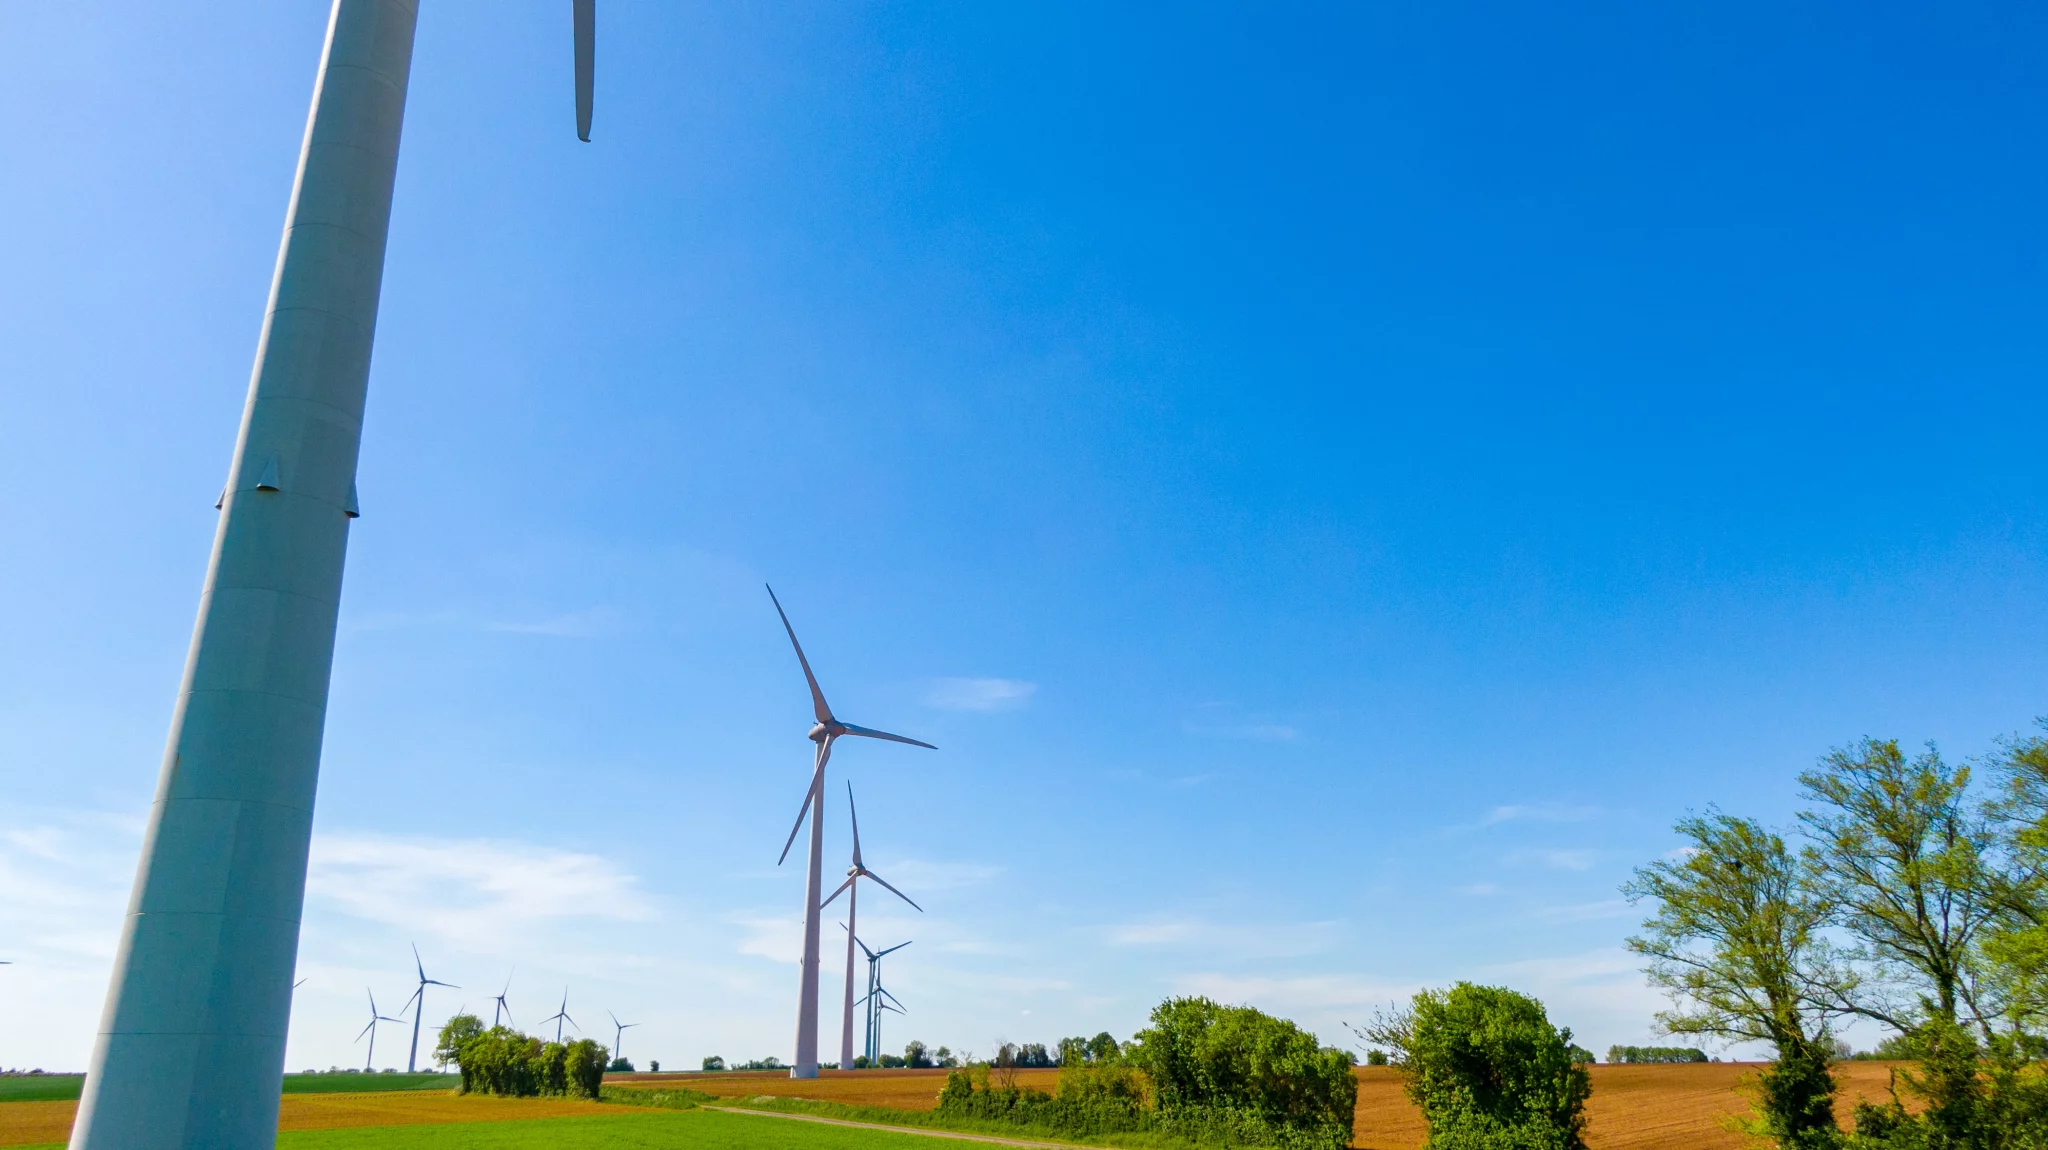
left=853, top=938, right=911, bottom=1066
left=355, top=990, right=403, bottom=1073
left=77, top=4, right=605, bottom=1146
left=766, top=586, right=935, bottom=1078
left=395, top=945, right=458, bottom=1074
left=822, top=783, right=921, bottom=1070
left=609, top=1011, right=639, bottom=1065
left=492, top=972, right=516, bottom=1029
left=543, top=989, right=578, bottom=1044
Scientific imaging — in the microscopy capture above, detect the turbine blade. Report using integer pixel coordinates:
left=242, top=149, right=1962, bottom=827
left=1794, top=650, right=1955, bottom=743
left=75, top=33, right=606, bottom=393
left=820, top=875, right=855, bottom=909
left=356, top=1020, right=376, bottom=1042
left=413, top=943, right=425, bottom=983
left=876, top=941, right=912, bottom=958
left=427, top=979, right=458, bottom=988
left=847, top=781, right=863, bottom=868
left=398, top=987, right=423, bottom=1018
left=863, top=869, right=923, bottom=913
left=839, top=722, right=936, bottom=750
left=766, top=585, right=834, bottom=723
left=777, top=765, right=822, bottom=866
left=572, top=0, right=595, bottom=142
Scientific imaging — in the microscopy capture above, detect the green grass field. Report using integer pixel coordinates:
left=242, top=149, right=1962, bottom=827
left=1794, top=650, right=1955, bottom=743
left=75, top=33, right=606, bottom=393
left=0, top=1078, right=82, bottom=1103
left=0, top=1072, right=457, bottom=1103
left=11, top=1106, right=989, bottom=1150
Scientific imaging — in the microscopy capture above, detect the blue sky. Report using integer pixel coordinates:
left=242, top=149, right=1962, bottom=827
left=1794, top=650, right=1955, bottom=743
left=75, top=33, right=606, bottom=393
left=3, top=1, right=2047, bottom=1072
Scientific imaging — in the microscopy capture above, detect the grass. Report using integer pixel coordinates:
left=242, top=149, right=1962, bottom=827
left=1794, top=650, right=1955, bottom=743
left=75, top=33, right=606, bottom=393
left=0, top=1073, right=455, bottom=1104
left=283, top=1074, right=460, bottom=1095
left=276, top=1107, right=998, bottom=1148
left=0, top=1080, right=80, bottom=1104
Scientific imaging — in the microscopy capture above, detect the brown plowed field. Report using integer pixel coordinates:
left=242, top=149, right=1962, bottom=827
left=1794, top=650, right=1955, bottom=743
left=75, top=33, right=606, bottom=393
left=616, top=1062, right=1916, bottom=1150
left=0, top=1090, right=611, bottom=1147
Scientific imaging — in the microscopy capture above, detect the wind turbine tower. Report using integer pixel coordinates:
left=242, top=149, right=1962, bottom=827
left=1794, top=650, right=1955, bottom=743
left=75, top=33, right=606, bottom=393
left=492, top=973, right=516, bottom=1029
left=609, top=1011, right=639, bottom=1065
left=397, top=945, right=457, bottom=1074
left=354, top=991, right=402, bottom=1074
left=543, top=990, right=577, bottom=1045
left=766, top=586, right=935, bottom=1078
left=822, top=784, right=920, bottom=1070
left=72, top=3, right=599, bottom=1147
left=853, top=938, right=910, bottom=1065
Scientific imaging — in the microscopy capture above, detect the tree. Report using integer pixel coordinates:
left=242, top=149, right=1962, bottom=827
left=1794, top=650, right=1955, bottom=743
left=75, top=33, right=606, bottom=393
left=1624, top=811, right=1853, bottom=1147
left=1131, top=996, right=1357, bottom=1150
left=1087, top=1032, right=1122, bottom=1063
left=1365, top=983, right=1589, bottom=1150
left=1984, top=721, right=2048, bottom=1030
left=435, top=1013, right=486, bottom=1071
left=1799, top=739, right=1999, bottom=1032
left=906, top=1040, right=933, bottom=1069
left=702, top=1056, right=725, bottom=1072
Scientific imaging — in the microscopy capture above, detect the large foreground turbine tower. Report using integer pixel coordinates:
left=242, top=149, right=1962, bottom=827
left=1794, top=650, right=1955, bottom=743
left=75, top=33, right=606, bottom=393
left=71, top=4, right=597, bottom=1148
left=767, top=586, right=934, bottom=1078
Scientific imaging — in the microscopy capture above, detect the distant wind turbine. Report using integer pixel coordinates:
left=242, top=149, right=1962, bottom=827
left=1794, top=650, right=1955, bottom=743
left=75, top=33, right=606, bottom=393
left=851, top=936, right=910, bottom=1066
left=397, top=944, right=458, bottom=1074
left=356, top=990, right=404, bottom=1073
left=822, top=783, right=921, bottom=1070
left=766, top=585, right=935, bottom=1078
left=492, top=972, right=516, bottom=1028
left=609, top=1011, right=639, bottom=1065
left=543, top=989, right=578, bottom=1044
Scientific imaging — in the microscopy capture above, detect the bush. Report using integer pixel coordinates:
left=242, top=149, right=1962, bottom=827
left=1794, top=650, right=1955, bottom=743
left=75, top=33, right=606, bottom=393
left=1369, top=983, right=1590, bottom=1150
left=1130, top=996, right=1357, bottom=1150
left=451, top=1026, right=608, bottom=1099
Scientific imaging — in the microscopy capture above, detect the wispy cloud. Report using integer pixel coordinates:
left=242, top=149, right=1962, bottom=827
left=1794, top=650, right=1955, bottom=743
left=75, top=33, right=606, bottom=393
left=925, top=678, right=1037, bottom=712
left=1169, top=973, right=1419, bottom=1015
left=1187, top=723, right=1298, bottom=742
left=1481, top=803, right=1601, bottom=826
left=487, top=608, right=618, bottom=637
left=878, top=858, right=1003, bottom=892
left=1503, top=848, right=1598, bottom=871
left=1109, top=919, right=1199, bottom=945
left=307, top=832, right=654, bottom=946
left=1533, top=898, right=1633, bottom=923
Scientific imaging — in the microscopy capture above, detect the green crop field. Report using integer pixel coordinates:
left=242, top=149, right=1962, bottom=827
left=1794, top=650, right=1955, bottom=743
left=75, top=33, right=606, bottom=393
left=0, top=1078, right=82, bottom=1103
left=9, top=1108, right=998, bottom=1150
left=0, top=1072, right=456, bottom=1104
left=282, top=1074, right=460, bottom=1095
left=283, top=1109, right=997, bottom=1148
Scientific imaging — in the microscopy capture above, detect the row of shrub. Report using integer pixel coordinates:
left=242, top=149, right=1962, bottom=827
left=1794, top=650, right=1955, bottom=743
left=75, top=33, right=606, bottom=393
left=434, top=1015, right=607, bottom=1099
left=1605, top=1045, right=1708, bottom=1064
left=933, top=997, right=1357, bottom=1150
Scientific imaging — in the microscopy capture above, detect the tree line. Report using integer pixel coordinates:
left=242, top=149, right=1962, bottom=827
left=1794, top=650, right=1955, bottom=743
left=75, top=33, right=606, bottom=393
left=1626, top=724, right=2048, bottom=1148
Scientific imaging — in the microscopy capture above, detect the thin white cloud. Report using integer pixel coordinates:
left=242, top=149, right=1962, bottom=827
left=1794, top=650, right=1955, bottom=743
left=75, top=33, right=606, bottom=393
left=1109, top=920, right=1199, bottom=945
left=1169, top=974, right=1420, bottom=1016
left=1506, top=848, right=1597, bottom=871
left=1481, top=803, right=1602, bottom=826
left=1533, top=899, right=1633, bottom=923
left=924, top=678, right=1037, bottom=712
left=307, top=832, right=654, bottom=946
left=1187, top=723, right=1299, bottom=742
left=877, top=858, right=1003, bottom=892
left=487, top=608, right=618, bottom=637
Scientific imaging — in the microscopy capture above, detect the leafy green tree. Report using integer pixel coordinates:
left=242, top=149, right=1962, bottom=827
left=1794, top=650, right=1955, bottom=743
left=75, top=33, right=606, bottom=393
left=906, top=1040, right=933, bottom=1069
left=1132, top=996, right=1357, bottom=1150
left=435, top=1013, right=485, bottom=1071
left=1799, top=739, right=1999, bottom=1031
left=702, top=1056, right=725, bottom=1071
left=1087, top=1032, right=1122, bottom=1063
left=1625, top=811, right=1852, bottom=1147
left=1365, top=983, right=1590, bottom=1150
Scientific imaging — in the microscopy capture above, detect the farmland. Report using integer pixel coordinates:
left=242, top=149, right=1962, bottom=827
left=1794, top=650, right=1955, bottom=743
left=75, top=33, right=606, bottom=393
left=0, top=1063, right=1915, bottom=1149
